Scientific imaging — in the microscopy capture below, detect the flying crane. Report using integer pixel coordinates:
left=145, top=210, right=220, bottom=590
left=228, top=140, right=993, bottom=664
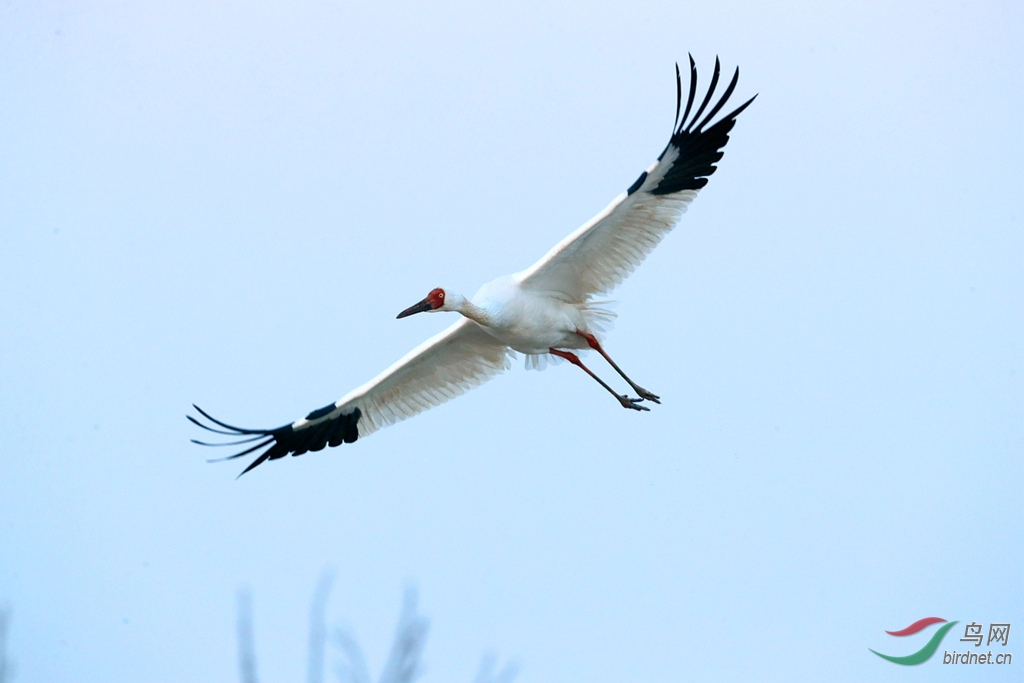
left=191, top=56, right=755, bottom=475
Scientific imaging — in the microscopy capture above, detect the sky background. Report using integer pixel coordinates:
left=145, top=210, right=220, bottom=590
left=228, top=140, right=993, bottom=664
left=1, top=1, right=1021, bottom=681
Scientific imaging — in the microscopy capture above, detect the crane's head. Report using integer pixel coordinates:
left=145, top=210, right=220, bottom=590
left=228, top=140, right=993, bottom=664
left=397, top=287, right=451, bottom=318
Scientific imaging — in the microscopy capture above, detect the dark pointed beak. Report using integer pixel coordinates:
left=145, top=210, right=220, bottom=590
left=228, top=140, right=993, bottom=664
left=397, top=297, right=433, bottom=319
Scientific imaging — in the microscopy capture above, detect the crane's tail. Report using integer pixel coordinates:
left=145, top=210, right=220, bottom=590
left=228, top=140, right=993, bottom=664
left=577, top=300, right=618, bottom=338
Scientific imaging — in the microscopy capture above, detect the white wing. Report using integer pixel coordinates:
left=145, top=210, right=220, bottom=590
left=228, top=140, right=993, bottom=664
left=332, top=319, right=510, bottom=437
left=190, top=319, right=510, bottom=475
left=516, top=57, right=755, bottom=302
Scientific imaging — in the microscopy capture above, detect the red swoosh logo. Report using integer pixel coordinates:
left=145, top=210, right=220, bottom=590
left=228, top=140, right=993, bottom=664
left=886, top=617, right=947, bottom=636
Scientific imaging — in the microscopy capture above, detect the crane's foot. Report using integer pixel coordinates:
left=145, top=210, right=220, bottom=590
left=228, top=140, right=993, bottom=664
left=635, top=387, right=661, bottom=404
left=618, top=395, right=650, bottom=411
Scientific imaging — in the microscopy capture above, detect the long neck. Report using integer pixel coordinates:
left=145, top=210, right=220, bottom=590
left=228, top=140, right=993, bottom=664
left=455, top=298, right=494, bottom=327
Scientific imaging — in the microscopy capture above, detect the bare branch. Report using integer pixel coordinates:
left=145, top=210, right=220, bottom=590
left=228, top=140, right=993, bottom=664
left=237, top=588, right=259, bottom=683
left=307, top=569, right=335, bottom=683
left=378, top=588, right=429, bottom=683
left=0, top=605, right=11, bottom=683
left=473, top=654, right=519, bottom=683
left=332, top=627, right=371, bottom=683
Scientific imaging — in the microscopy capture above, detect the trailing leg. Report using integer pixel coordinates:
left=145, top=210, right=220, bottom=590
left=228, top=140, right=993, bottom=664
left=549, top=348, right=648, bottom=411
left=575, top=330, right=660, bottom=403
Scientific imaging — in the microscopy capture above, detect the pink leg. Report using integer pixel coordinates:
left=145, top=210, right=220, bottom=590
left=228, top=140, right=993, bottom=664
left=549, top=348, right=649, bottom=411
left=575, top=330, right=661, bottom=403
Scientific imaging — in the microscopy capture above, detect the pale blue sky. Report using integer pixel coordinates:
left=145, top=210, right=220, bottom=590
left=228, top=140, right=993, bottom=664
left=1, top=1, right=1021, bottom=681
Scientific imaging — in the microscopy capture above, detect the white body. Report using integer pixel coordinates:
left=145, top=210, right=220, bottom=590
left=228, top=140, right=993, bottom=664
left=463, top=275, right=603, bottom=355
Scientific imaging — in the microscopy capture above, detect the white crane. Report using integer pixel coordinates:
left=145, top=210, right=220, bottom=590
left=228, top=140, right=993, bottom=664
left=191, top=56, right=755, bottom=475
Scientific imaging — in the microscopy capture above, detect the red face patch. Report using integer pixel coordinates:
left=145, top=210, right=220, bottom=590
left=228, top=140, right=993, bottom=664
left=427, top=288, right=446, bottom=309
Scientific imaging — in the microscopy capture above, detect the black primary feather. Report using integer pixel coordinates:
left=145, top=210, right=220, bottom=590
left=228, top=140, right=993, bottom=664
left=189, top=404, right=362, bottom=477
left=650, top=57, right=756, bottom=196
left=679, top=55, right=698, bottom=135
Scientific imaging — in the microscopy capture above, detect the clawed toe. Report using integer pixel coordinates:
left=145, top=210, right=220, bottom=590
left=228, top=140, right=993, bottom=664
left=618, top=395, right=650, bottom=411
left=636, top=387, right=661, bottom=404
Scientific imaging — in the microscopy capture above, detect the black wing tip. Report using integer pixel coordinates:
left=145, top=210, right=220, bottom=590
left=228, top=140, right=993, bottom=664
left=673, top=62, right=682, bottom=130
left=649, top=56, right=754, bottom=196
left=682, top=56, right=722, bottom=136
left=188, top=404, right=281, bottom=476
left=673, top=56, right=754, bottom=135
left=188, top=404, right=362, bottom=477
left=730, top=92, right=759, bottom=119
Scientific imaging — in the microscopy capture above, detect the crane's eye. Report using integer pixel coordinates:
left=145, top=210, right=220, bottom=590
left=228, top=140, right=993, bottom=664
left=438, top=291, right=444, bottom=299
